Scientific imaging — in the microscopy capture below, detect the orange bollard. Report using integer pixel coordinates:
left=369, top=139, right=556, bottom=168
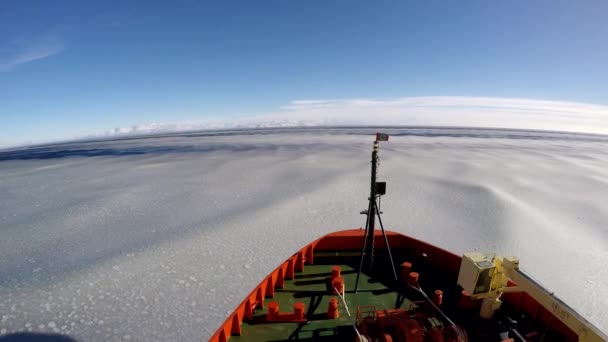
left=332, top=276, right=344, bottom=294
left=267, top=301, right=279, bottom=321
left=293, top=302, right=306, bottom=319
left=460, top=289, right=471, bottom=308
left=408, top=272, right=419, bottom=286
left=433, top=290, right=443, bottom=306
left=400, top=262, right=412, bottom=282
left=327, top=298, right=339, bottom=319
left=331, top=266, right=341, bottom=280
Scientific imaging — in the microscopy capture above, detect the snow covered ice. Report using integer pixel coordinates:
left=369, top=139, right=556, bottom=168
left=0, top=128, right=607, bottom=341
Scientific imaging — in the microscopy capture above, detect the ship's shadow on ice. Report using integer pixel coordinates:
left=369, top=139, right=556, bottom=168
left=0, top=333, right=79, bottom=342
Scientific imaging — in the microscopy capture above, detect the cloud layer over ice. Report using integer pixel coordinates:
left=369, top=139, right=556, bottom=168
left=98, top=97, right=608, bottom=139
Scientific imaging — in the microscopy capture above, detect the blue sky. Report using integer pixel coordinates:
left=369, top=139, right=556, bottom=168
left=1, top=1, right=607, bottom=146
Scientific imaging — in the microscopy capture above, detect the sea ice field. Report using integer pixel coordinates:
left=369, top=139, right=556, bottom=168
left=1, top=127, right=607, bottom=341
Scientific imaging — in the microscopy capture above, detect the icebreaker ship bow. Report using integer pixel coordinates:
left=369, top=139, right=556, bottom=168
left=210, top=133, right=607, bottom=342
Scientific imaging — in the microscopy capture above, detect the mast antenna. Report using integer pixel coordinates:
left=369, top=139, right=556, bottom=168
left=354, top=133, right=398, bottom=292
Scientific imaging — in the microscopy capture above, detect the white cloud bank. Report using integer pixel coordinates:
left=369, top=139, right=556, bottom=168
left=101, top=96, right=608, bottom=137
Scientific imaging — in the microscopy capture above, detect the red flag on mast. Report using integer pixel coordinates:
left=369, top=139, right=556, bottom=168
left=376, top=133, right=389, bottom=141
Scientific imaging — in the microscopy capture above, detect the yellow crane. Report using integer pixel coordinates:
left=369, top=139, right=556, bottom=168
left=458, top=252, right=607, bottom=342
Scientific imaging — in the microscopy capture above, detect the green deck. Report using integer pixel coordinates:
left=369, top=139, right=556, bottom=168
left=224, top=246, right=579, bottom=342
left=232, top=255, right=416, bottom=341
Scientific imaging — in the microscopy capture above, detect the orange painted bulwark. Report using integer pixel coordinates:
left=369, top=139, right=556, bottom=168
left=275, top=267, right=284, bottom=289
left=285, top=258, right=295, bottom=280
left=230, top=314, right=241, bottom=336
left=207, top=228, right=579, bottom=342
